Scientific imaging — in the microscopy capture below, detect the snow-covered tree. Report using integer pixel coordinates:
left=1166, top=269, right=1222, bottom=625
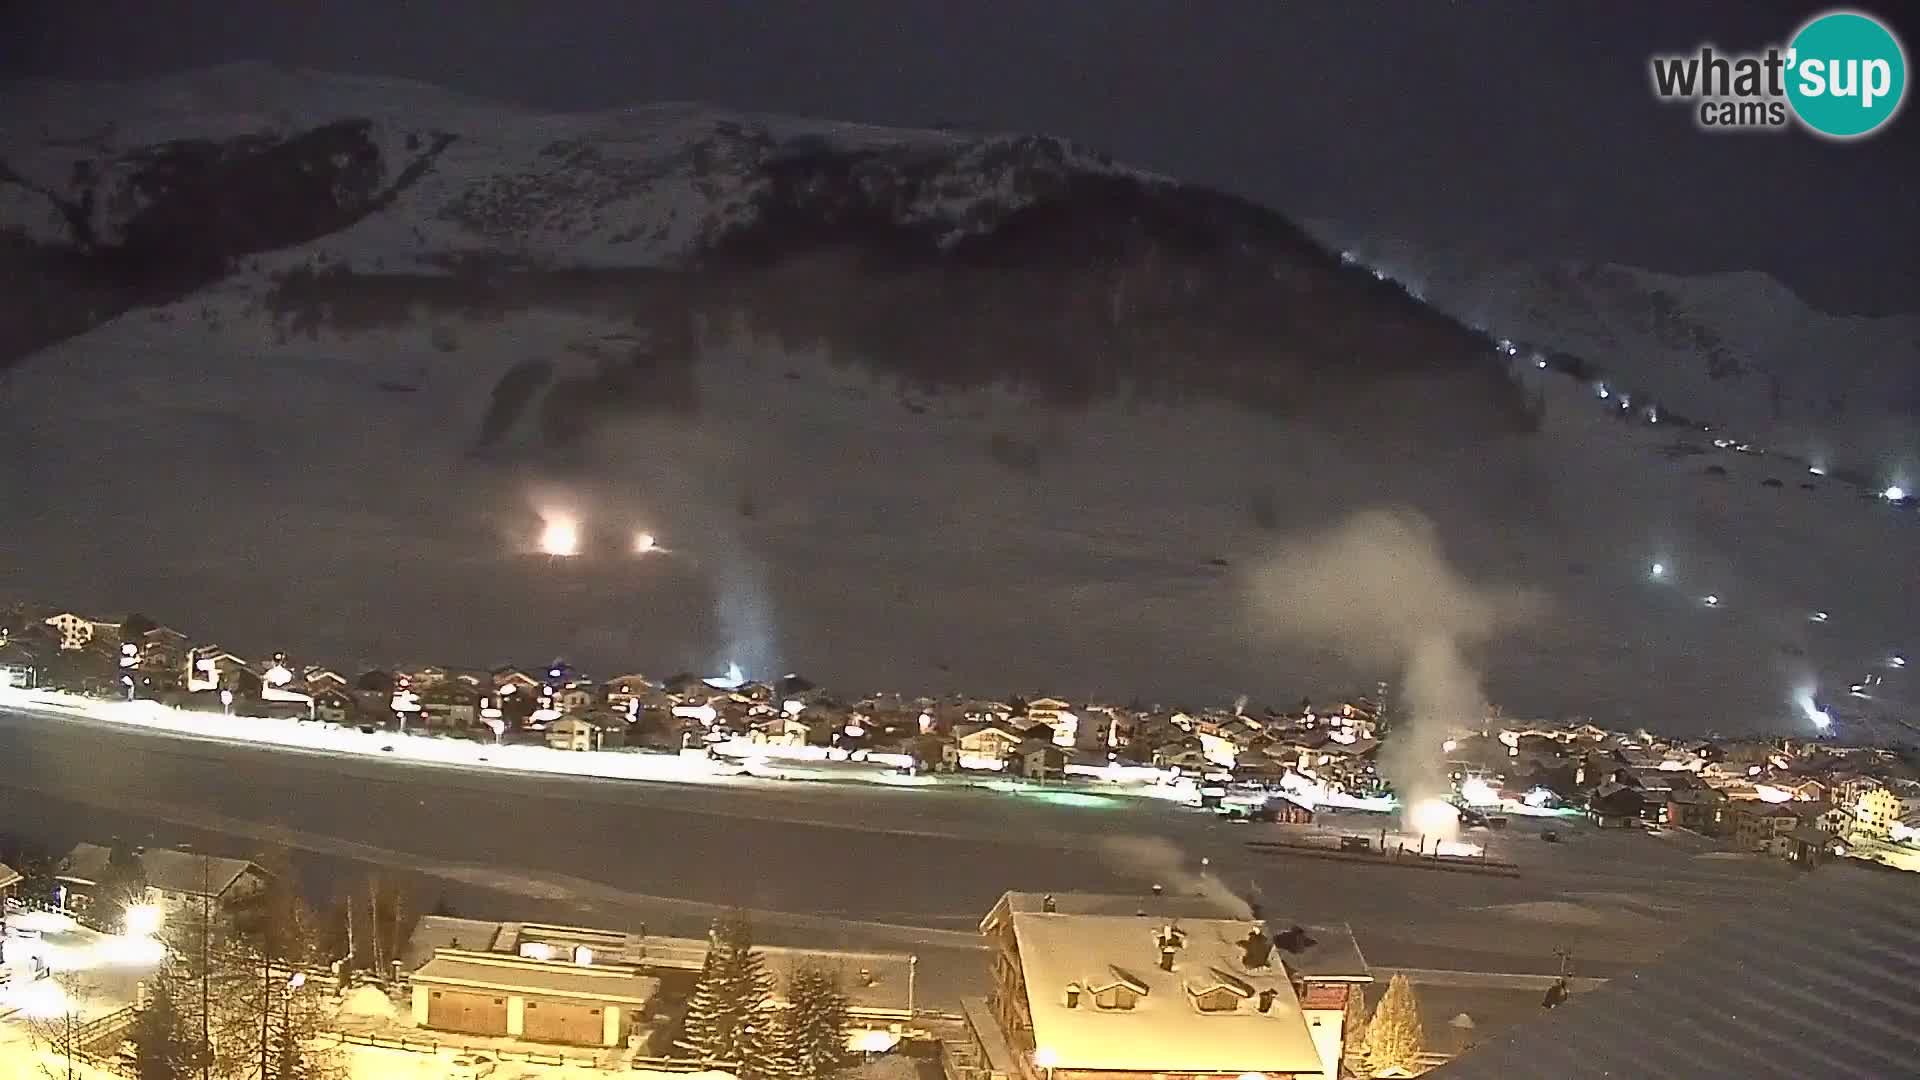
left=1340, top=985, right=1371, bottom=1079
left=739, top=1009, right=802, bottom=1080
left=1363, top=973, right=1425, bottom=1076
left=680, top=913, right=776, bottom=1066
left=783, top=965, right=854, bottom=1080
left=128, top=968, right=209, bottom=1080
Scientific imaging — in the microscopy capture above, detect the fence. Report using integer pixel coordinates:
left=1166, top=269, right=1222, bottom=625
left=71, top=1003, right=138, bottom=1048
left=320, top=1029, right=604, bottom=1068
left=631, top=1054, right=741, bottom=1073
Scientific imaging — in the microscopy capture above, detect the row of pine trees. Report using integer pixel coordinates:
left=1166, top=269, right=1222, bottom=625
left=679, top=913, right=857, bottom=1080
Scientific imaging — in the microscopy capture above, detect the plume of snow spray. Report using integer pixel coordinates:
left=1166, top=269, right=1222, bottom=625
left=1099, top=836, right=1253, bottom=919
left=1249, top=509, right=1541, bottom=829
left=706, top=526, right=778, bottom=682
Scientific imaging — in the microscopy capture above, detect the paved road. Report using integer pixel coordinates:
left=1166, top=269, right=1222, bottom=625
left=0, top=706, right=1803, bottom=1004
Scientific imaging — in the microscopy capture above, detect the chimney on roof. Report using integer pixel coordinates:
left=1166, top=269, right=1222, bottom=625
left=1043, top=894, right=1057, bottom=913
left=1257, top=988, right=1277, bottom=1014
left=1159, top=945, right=1176, bottom=972
left=1240, top=928, right=1273, bottom=970
left=1065, top=986, right=1081, bottom=1009
left=1151, top=883, right=1163, bottom=896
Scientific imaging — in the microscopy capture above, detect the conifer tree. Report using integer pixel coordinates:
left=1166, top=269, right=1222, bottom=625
left=680, top=913, right=775, bottom=1066
left=1341, top=985, right=1371, bottom=1079
left=783, top=965, right=854, bottom=1080
left=1363, top=973, right=1425, bottom=1075
left=129, top=968, right=207, bottom=1080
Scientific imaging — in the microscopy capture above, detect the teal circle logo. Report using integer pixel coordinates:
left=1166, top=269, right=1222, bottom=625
left=1786, top=10, right=1907, bottom=138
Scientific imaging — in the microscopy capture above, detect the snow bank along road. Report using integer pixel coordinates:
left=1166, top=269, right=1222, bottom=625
left=0, top=697, right=1802, bottom=992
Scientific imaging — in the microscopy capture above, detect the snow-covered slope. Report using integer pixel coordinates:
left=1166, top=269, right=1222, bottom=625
left=1313, top=223, right=1920, bottom=479
left=0, top=62, right=1165, bottom=273
left=1, top=68, right=1914, bottom=739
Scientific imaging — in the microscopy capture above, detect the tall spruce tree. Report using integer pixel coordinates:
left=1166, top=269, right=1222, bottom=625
left=1362, top=972, right=1425, bottom=1076
left=1340, top=985, right=1371, bottom=1079
left=127, top=968, right=204, bottom=1076
left=739, top=1007, right=801, bottom=1080
left=680, top=913, right=775, bottom=1066
left=783, top=966, right=854, bottom=1080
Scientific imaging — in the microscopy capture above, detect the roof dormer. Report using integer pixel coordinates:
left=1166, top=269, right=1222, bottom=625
left=1185, top=967, right=1256, bottom=1013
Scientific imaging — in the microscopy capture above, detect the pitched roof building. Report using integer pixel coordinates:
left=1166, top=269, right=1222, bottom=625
left=970, top=892, right=1370, bottom=1080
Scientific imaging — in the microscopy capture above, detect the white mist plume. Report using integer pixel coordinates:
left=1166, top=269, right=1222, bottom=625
left=706, top=524, right=778, bottom=681
left=1099, top=836, right=1253, bottom=920
left=1249, top=509, right=1542, bottom=816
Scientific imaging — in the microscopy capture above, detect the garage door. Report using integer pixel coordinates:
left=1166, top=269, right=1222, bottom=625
left=426, top=989, right=507, bottom=1036
left=521, top=998, right=604, bottom=1045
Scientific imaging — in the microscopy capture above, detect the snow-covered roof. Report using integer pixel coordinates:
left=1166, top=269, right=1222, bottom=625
left=59, top=843, right=260, bottom=897
left=0, top=861, right=21, bottom=890
left=1009, top=913, right=1325, bottom=1074
left=413, top=949, right=659, bottom=1005
left=985, top=892, right=1370, bottom=982
left=404, top=915, right=512, bottom=966
left=986, top=890, right=1245, bottom=928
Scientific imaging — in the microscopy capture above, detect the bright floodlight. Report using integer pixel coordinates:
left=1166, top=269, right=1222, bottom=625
left=1892, top=656, right=1908, bottom=668
left=1808, top=465, right=1826, bottom=476
left=1794, top=688, right=1833, bottom=731
left=1810, top=611, right=1829, bottom=623
left=1649, top=562, right=1666, bottom=580
left=1406, top=797, right=1460, bottom=839
left=633, top=531, right=657, bottom=554
left=123, top=903, right=163, bottom=938
left=540, top=515, right=581, bottom=556
left=1884, top=485, right=1908, bottom=502
left=1702, top=594, right=1719, bottom=607
left=1460, top=776, right=1502, bottom=807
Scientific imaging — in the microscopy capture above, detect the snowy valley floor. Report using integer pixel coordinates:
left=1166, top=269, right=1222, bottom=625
left=2, top=699, right=1806, bottom=1011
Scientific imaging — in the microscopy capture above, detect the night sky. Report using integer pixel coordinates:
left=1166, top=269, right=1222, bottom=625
left=4, top=0, right=1915, bottom=312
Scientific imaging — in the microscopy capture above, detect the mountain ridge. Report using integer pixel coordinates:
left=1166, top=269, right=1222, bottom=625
left=0, top=65, right=1529, bottom=453
left=1312, top=221, right=1920, bottom=474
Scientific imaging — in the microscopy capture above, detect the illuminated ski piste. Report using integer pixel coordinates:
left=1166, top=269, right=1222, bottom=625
left=0, top=688, right=1208, bottom=801
left=0, top=687, right=771, bottom=788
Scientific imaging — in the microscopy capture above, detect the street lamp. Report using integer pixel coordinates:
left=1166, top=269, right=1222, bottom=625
left=124, top=904, right=164, bottom=938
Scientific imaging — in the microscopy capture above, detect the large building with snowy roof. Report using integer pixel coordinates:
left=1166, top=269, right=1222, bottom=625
left=961, top=892, right=1371, bottom=1080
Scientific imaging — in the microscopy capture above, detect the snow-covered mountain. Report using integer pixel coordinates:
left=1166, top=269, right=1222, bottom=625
left=1, top=66, right=1915, bottom=739
left=1, top=63, right=1523, bottom=446
left=1312, top=223, right=1920, bottom=479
